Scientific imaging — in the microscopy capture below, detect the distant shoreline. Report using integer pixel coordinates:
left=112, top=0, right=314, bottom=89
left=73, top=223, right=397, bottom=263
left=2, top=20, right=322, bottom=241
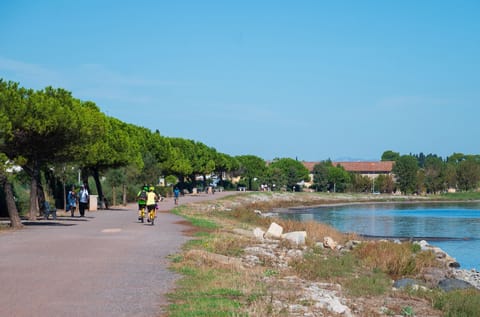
left=282, top=198, right=480, bottom=212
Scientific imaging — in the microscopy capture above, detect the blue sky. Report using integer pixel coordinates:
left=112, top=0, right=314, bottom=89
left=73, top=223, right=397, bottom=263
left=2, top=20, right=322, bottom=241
left=1, top=1, right=479, bottom=161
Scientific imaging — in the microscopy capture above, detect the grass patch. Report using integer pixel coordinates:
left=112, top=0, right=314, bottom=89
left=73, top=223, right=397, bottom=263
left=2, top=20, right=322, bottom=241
left=172, top=204, right=218, bottom=230
left=344, top=269, right=390, bottom=296
left=440, top=191, right=480, bottom=200
left=428, top=288, right=480, bottom=317
left=290, top=250, right=357, bottom=281
left=188, top=217, right=218, bottom=230
left=168, top=262, right=261, bottom=317
left=202, top=232, right=250, bottom=257
left=353, top=241, right=437, bottom=279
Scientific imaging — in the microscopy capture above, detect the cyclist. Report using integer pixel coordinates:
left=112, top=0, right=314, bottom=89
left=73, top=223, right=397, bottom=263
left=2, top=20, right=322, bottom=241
left=137, top=185, right=148, bottom=222
left=146, top=186, right=159, bottom=224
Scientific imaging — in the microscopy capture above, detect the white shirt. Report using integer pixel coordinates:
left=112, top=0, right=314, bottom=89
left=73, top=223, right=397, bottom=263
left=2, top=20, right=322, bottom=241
left=79, top=189, right=89, bottom=203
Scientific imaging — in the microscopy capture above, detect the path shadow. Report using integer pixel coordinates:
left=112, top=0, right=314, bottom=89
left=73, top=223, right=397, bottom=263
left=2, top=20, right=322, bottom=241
left=23, top=221, right=77, bottom=227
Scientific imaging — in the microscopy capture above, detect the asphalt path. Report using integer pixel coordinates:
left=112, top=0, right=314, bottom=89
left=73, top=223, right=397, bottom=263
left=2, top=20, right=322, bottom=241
left=0, top=191, right=235, bottom=317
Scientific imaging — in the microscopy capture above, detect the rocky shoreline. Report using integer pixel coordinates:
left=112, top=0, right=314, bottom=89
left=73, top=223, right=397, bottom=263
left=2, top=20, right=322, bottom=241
left=179, top=192, right=480, bottom=316
left=415, top=240, right=480, bottom=290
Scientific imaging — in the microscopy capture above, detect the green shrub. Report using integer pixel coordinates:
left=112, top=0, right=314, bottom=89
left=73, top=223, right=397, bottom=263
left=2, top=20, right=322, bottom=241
left=432, top=289, right=480, bottom=317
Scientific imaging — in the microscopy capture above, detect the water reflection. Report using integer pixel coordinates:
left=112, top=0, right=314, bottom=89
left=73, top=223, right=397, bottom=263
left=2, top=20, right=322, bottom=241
left=281, top=202, right=480, bottom=269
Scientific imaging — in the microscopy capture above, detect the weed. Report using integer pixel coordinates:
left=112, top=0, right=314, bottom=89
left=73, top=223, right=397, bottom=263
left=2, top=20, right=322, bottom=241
left=169, top=254, right=183, bottom=263
left=344, top=270, right=390, bottom=296
left=291, top=250, right=356, bottom=281
left=264, top=269, right=279, bottom=277
left=401, top=305, right=415, bottom=316
left=411, top=243, right=421, bottom=253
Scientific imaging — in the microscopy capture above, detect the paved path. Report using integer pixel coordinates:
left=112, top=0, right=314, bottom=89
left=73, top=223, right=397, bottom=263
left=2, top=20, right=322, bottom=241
left=0, top=191, right=235, bottom=317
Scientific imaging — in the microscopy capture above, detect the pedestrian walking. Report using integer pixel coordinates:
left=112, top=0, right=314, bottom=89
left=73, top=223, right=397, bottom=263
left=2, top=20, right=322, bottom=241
left=67, top=186, right=77, bottom=217
left=78, top=184, right=89, bottom=217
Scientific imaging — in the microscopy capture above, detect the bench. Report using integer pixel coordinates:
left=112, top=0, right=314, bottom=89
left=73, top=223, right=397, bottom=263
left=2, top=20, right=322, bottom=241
left=43, top=201, right=57, bottom=220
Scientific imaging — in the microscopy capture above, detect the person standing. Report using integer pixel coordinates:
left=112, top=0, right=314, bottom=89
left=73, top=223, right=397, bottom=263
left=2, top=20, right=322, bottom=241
left=78, top=184, right=89, bottom=217
left=174, top=187, right=180, bottom=205
left=67, top=186, right=77, bottom=217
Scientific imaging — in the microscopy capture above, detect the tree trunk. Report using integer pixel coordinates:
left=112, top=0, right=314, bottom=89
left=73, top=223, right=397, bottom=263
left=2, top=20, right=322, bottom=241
left=112, top=185, right=116, bottom=206
left=63, top=181, right=66, bottom=211
left=35, top=169, right=46, bottom=215
left=0, top=172, right=23, bottom=228
left=92, top=168, right=104, bottom=209
left=29, top=171, right=38, bottom=220
left=122, top=184, right=127, bottom=206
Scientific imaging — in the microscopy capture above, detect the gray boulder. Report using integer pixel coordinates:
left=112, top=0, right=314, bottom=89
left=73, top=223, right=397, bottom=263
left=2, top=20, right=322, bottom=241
left=438, top=278, right=474, bottom=292
left=393, top=278, right=422, bottom=290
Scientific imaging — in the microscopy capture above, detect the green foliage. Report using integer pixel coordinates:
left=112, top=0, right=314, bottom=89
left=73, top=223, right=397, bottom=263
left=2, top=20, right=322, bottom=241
left=267, top=157, right=310, bottom=191
left=236, top=155, right=267, bottom=190
left=431, top=289, right=480, bottom=317
left=349, top=174, right=371, bottom=193
left=424, top=155, right=445, bottom=194
left=381, top=150, right=400, bottom=161
left=393, top=155, right=419, bottom=194
left=312, top=161, right=331, bottom=191
left=328, top=164, right=351, bottom=192
left=375, top=174, right=395, bottom=193
left=401, top=306, right=415, bottom=316
left=457, top=158, right=480, bottom=191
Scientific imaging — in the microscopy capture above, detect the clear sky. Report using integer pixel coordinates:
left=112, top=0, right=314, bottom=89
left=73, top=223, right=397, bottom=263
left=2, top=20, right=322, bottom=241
left=1, top=1, right=479, bottom=161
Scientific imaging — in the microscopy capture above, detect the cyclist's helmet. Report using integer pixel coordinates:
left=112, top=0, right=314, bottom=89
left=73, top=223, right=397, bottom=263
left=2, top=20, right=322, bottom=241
left=149, top=186, right=155, bottom=191
left=143, top=186, right=148, bottom=191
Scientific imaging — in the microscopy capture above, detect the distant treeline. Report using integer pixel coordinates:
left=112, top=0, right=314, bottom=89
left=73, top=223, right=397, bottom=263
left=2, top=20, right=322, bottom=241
left=309, top=151, right=480, bottom=195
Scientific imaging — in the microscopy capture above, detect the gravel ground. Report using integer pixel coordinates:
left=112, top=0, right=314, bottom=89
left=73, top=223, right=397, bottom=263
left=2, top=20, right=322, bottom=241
left=0, top=191, right=234, bottom=317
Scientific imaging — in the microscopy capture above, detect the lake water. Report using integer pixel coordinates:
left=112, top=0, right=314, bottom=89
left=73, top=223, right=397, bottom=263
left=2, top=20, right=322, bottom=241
left=280, top=202, right=480, bottom=270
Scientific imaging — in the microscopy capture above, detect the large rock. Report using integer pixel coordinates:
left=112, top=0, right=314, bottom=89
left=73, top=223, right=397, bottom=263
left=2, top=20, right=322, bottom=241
left=281, top=231, right=307, bottom=245
left=323, top=236, right=337, bottom=250
left=393, top=278, right=423, bottom=290
left=265, top=222, right=283, bottom=239
left=415, top=240, right=460, bottom=268
left=438, top=278, right=475, bottom=292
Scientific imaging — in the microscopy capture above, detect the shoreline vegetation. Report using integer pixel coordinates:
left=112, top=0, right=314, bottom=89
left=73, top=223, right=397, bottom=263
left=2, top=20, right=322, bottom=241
left=167, top=191, right=480, bottom=317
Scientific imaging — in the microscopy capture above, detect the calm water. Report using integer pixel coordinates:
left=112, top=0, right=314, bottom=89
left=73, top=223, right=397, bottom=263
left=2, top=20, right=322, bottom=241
left=280, top=202, right=480, bottom=270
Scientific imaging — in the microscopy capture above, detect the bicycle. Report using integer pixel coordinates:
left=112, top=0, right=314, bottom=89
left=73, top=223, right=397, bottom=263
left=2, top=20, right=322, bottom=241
left=147, top=205, right=155, bottom=225
left=138, top=205, right=146, bottom=223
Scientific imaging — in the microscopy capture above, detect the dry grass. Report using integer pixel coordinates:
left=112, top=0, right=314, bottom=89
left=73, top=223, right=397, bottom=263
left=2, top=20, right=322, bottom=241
left=274, top=219, right=355, bottom=246
left=353, top=240, right=438, bottom=279
left=204, top=231, right=254, bottom=257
